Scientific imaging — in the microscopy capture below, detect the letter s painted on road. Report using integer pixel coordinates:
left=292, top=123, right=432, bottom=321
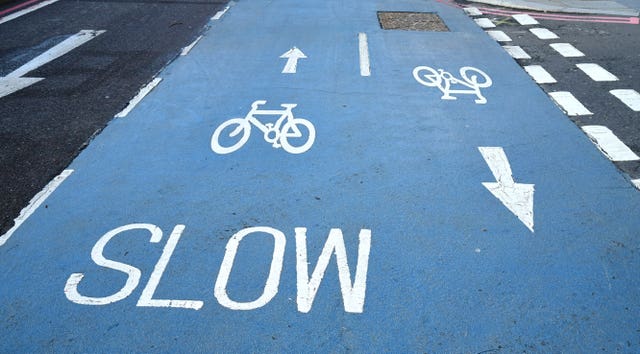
left=64, top=224, right=163, bottom=305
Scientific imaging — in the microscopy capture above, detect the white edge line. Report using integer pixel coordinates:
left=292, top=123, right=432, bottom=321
left=0, top=169, right=74, bottom=247
left=358, top=32, right=371, bottom=77
left=181, top=35, right=203, bottom=56
left=212, top=4, right=231, bottom=20
left=115, top=77, right=162, bottom=118
left=0, top=0, right=60, bottom=25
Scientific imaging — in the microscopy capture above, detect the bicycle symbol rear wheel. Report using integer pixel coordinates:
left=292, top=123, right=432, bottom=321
left=413, top=66, right=441, bottom=87
left=280, top=118, right=315, bottom=154
left=211, top=118, right=251, bottom=154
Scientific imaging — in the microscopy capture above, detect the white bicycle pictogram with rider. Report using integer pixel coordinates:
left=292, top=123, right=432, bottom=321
left=413, top=66, right=492, bottom=104
left=211, top=100, right=316, bottom=154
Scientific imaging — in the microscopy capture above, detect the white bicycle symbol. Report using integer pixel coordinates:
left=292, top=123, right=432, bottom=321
left=211, top=100, right=316, bottom=154
left=413, top=66, right=492, bottom=104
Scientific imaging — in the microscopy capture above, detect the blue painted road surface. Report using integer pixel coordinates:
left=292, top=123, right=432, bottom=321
left=2, top=0, right=640, bottom=351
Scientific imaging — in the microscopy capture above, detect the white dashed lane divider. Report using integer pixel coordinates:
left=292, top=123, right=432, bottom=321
left=582, top=125, right=640, bottom=162
left=529, top=28, right=559, bottom=40
left=115, top=78, right=162, bottom=118
left=512, top=14, right=539, bottom=25
left=523, top=65, right=557, bottom=84
left=0, top=169, right=74, bottom=247
left=212, top=2, right=234, bottom=20
left=502, top=45, right=531, bottom=59
left=549, top=91, right=593, bottom=116
left=474, top=18, right=496, bottom=28
left=181, top=35, right=203, bottom=56
left=576, top=63, right=619, bottom=82
left=549, top=43, right=585, bottom=57
left=486, top=30, right=512, bottom=42
left=610, top=89, right=640, bottom=111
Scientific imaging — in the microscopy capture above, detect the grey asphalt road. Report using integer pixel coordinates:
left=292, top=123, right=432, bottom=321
left=0, top=0, right=227, bottom=235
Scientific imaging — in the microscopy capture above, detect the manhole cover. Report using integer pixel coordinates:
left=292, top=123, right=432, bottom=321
left=377, top=12, right=450, bottom=31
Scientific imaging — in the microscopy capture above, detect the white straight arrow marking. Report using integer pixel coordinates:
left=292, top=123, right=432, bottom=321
left=280, top=47, right=307, bottom=74
left=0, top=30, right=105, bottom=99
left=479, top=147, right=535, bottom=232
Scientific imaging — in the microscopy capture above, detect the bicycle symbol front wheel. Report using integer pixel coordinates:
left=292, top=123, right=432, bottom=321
left=211, top=118, right=251, bottom=154
left=460, top=66, right=492, bottom=87
left=280, top=118, right=316, bottom=154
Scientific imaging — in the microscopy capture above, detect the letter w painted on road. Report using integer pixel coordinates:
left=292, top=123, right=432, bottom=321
left=295, top=228, right=371, bottom=313
left=0, top=30, right=105, bottom=99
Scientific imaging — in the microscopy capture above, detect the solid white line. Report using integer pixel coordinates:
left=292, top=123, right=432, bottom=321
left=0, top=169, right=73, bottom=247
left=464, top=7, right=483, bottom=16
left=115, top=77, right=162, bottom=118
left=550, top=43, right=585, bottom=57
left=523, top=65, right=557, bottom=84
left=474, top=18, right=496, bottom=28
left=503, top=45, right=531, bottom=59
left=512, top=14, right=539, bottom=25
left=576, top=63, right=618, bottom=81
left=181, top=35, right=203, bottom=56
left=8, top=30, right=105, bottom=78
left=549, top=91, right=593, bottom=116
left=632, top=179, right=640, bottom=190
left=0, top=0, right=60, bottom=25
left=582, top=125, right=640, bottom=161
left=529, top=28, right=559, bottom=40
left=486, top=30, right=512, bottom=42
left=610, top=89, right=640, bottom=111
left=358, top=32, right=371, bottom=77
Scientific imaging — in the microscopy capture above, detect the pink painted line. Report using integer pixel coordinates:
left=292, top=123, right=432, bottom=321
left=0, top=0, right=40, bottom=17
left=436, top=0, right=639, bottom=25
left=476, top=6, right=638, bottom=23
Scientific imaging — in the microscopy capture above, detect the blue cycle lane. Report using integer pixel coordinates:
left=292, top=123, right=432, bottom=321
left=2, top=0, right=640, bottom=351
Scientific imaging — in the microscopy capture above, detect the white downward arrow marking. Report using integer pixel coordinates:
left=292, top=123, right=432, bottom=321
left=479, top=147, right=535, bottom=232
left=280, top=47, right=307, bottom=74
left=0, top=29, right=105, bottom=99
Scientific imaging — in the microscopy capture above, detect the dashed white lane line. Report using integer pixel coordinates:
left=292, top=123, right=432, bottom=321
left=610, top=89, right=640, bottom=111
left=512, top=14, right=539, bottom=25
left=550, top=43, right=585, bottom=57
left=486, top=30, right=512, bottom=42
left=523, top=65, right=557, bottom=84
left=358, top=32, right=371, bottom=77
left=474, top=18, right=496, bottom=28
left=632, top=179, right=640, bottom=190
left=503, top=45, right=531, bottom=59
left=181, top=35, right=203, bottom=56
left=212, top=3, right=232, bottom=20
left=464, top=7, right=483, bottom=16
left=576, top=63, right=618, bottom=82
left=115, top=77, right=162, bottom=118
left=529, top=28, right=559, bottom=40
left=0, top=0, right=60, bottom=25
left=549, top=91, right=593, bottom=116
left=0, top=169, right=74, bottom=247
left=582, top=125, right=640, bottom=161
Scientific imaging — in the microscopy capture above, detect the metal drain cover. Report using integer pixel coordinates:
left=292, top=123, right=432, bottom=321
left=377, top=11, right=450, bottom=31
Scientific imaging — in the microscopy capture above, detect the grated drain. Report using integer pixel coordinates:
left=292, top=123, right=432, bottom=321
left=377, top=11, right=450, bottom=32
